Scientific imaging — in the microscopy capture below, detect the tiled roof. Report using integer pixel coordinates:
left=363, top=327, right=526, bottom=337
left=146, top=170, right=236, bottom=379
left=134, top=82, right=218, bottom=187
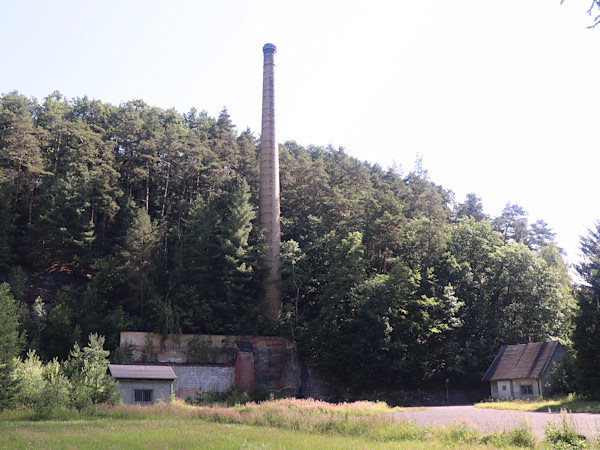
left=482, top=341, right=560, bottom=382
left=108, top=364, right=177, bottom=380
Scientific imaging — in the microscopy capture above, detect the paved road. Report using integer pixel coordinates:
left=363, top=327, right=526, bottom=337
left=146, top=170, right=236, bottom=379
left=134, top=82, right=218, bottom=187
left=387, top=405, right=600, bottom=440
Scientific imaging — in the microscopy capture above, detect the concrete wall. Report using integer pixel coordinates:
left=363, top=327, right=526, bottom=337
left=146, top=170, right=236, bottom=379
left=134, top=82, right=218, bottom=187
left=120, top=332, right=300, bottom=394
left=513, top=377, right=541, bottom=398
left=117, top=380, right=173, bottom=404
left=490, top=380, right=499, bottom=398
left=172, top=366, right=234, bottom=401
left=492, top=378, right=542, bottom=399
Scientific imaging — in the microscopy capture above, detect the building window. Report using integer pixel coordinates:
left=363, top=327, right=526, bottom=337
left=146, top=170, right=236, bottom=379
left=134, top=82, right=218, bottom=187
left=520, top=385, right=533, bottom=396
left=134, top=389, right=153, bottom=403
left=502, top=385, right=507, bottom=391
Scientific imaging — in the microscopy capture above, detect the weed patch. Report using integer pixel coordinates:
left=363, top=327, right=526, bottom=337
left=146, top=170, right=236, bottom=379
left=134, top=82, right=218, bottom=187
left=544, top=411, right=587, bottom=449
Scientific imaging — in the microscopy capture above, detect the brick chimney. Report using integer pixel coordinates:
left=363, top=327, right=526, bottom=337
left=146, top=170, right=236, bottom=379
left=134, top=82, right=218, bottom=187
left=259, top=43, right=281, bottom=321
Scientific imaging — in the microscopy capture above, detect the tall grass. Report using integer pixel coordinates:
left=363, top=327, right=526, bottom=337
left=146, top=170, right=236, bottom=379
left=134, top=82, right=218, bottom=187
left=1, top=398, right=541, bottom=448
left=475, top=394, right=600, bottom=413
left=544, top=410, right=587, bottom=449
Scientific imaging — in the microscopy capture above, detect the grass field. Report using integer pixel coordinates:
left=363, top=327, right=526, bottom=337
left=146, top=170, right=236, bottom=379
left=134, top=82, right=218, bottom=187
left=0, top=399, right=545, bottom=449
left=475, top=395, right=600, bottom=413
left=1, top=418, right=523, bottom=449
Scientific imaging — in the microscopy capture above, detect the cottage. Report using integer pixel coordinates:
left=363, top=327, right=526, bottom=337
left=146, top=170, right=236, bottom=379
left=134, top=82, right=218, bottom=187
left=482, top=341, right=561, bottom=399
left=108, top=364, right=177, bottom=404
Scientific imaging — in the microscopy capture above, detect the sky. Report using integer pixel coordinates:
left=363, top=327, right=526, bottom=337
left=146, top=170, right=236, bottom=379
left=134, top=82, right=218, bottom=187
left=2, top=0, right=600, bottom=268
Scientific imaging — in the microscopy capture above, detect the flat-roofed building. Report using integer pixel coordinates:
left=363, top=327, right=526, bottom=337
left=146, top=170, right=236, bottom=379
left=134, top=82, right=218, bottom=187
left=108, top=364, right=176, bottom=404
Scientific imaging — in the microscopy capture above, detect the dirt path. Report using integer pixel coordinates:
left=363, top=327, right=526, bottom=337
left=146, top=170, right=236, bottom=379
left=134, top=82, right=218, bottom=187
left=388, top=405, right=600, bottom=440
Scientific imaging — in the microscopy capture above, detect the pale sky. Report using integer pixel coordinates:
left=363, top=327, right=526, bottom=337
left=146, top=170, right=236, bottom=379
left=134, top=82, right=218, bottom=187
left=2, top=0, right=599, bottom=268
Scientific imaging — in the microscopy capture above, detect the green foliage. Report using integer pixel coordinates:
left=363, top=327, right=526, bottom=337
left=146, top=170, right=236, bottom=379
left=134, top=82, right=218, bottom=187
left=12, top=351, right=70, bottom=417
left=12, top=350, right=47, bottom=408
left=573, top=223, right=600, bottom=398
left=548, top=346, right=578, bottom=397
left=0, top=283, right=21, bottom=409
left=440, top=218, right=574, bottom=384
left=0, top=402, right=542, bottom=449
left=194, top=386, right=272, bottom=406
left=40, top=288, right=79, bottom=361
left=63, top=334, right=120, bottom=409
left=544, top=412, right=587, bottom=449
left=0, top=90, right=576, bottom=394
left=13, top=334, right=119, bottom=413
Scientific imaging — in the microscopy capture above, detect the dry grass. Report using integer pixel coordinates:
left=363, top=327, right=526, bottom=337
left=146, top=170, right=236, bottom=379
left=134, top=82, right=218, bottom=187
left=1, top=398, right=540, bottom=448
left=475, top=395, right=600, bottom=413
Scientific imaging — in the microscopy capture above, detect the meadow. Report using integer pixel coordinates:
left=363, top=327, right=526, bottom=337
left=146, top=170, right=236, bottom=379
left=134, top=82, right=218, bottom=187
left=475, top=395, right=600, bottom=414
left=0, top=398, right=549, bottom=449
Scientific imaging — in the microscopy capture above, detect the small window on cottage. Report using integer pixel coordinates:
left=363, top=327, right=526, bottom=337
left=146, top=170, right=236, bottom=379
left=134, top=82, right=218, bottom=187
left=520, top=385, right=533, bottom=396
left=502, top=385, right=507, bottom=391
left=134, top=389, right=153, bottom=403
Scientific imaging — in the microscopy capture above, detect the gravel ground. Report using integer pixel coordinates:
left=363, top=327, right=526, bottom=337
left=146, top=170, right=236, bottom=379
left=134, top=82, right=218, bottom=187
left=388, top=405, right=600, bottom=440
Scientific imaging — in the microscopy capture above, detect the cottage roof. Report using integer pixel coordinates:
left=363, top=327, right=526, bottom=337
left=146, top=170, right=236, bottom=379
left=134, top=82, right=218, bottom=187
left=482, top=341, right=560, bottom=382
left=108, top=364, right=177, bottom=380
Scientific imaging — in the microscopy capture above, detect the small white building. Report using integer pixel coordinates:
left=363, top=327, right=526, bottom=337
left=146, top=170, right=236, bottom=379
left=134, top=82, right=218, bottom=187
left=108, top=364, right=177, bottom=404
left=482, top=341, right=561, bottom=399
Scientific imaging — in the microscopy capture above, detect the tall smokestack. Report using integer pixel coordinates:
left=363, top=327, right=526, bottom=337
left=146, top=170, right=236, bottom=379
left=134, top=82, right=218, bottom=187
left=259, top=43, right=281, bottom=320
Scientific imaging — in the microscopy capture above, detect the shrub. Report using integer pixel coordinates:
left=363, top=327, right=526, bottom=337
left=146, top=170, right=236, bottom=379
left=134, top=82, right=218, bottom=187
left=195, top=385, right=276, bottom=406
left=63, top=333, right=120, bottom=409
left=12, top=350, right=46, bottom=408
left=12, top=334, right=120, bottom=413
left=12, top=352, right=71, bottom=416
left=502, top=423, right=537, bottom=448
left=544, top=411, right=587, bottom=449
left=226, top=388, right=250, bottom=406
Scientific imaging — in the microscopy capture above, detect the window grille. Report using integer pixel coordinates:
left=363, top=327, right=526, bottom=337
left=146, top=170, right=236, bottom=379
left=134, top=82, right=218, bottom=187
left=134, top=389, right=153, bottom=403
left=520, top=385, right=533, bottom=395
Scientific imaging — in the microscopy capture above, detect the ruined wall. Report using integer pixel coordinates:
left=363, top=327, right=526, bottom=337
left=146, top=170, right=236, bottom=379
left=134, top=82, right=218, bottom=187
left=119, top=332, right=301, bottom=394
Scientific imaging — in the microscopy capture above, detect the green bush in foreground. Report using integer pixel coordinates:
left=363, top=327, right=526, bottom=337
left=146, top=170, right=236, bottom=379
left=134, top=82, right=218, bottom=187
left=544, top=411, right=587, bottom=449
left=11, top=333, right=119, bottom=416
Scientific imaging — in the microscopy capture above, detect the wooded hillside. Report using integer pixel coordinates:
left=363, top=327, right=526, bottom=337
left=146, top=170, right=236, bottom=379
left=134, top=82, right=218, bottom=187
left=0, top=91, right=574, bottom=390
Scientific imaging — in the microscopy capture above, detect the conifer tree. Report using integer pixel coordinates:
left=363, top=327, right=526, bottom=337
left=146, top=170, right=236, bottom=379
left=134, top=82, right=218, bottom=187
left=0, top=283, right=22, bottom=409
left=573, top=223, right=600, bottom=397
left=120, top=207, right=160, bottom=322
left=220, top=179, right=259, bottom=332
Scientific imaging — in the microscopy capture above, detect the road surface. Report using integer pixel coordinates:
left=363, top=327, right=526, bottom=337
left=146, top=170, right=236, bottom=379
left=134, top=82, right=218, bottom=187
left=387, top=405, right=600, bottom=439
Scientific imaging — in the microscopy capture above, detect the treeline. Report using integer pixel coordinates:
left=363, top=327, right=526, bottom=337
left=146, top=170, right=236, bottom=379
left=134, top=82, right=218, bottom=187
left=0, top=91, right=574, bottom=391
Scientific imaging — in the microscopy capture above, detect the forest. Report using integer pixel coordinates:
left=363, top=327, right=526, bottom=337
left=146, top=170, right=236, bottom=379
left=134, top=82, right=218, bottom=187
left=1, top=90, right=597, bottom=398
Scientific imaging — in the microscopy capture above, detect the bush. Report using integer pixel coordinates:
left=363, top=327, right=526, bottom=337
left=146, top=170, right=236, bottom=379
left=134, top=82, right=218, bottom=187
left=194, top=385, right=276, bottom=406
left=547, top=345, right=578, bottom=397
left=226, top=388, right=250, bottom=406
left=12, top=352, right=71, bottom=416
left=63, top=333, right=121, bottom=409
left=12, top=334, right=120, bottom=413
left=544, top=411, right=587, bottom=449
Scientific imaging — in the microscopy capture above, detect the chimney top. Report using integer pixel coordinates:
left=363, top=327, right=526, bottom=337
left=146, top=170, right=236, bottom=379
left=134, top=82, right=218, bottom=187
left=263, top=43, right=277, bottom=54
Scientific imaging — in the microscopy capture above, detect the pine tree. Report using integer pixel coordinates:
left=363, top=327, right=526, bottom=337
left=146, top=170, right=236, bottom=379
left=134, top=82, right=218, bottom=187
left=0, top=283, right=22, bottom=409
left=573, top=223, right=600, bottom=397
left=120, top=207, right=160, bottom=322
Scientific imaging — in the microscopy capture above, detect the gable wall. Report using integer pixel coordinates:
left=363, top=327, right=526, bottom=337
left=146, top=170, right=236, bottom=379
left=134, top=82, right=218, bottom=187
left=491, top=378, right=541, bottom=399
